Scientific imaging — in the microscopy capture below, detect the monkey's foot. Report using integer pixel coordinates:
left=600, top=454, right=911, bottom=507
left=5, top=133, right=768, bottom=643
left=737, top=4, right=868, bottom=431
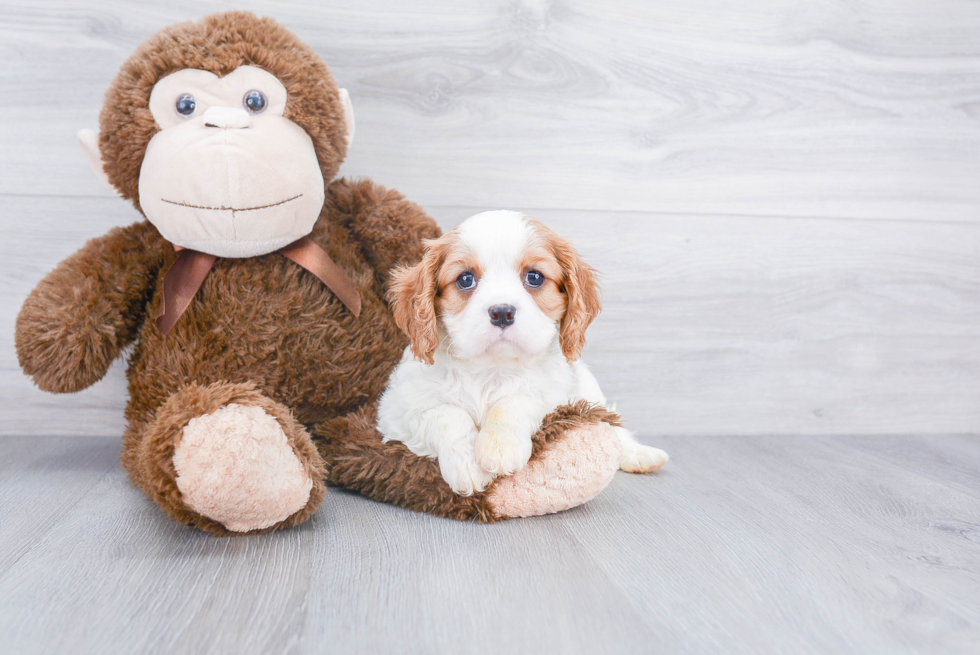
left=173, top=403, right=313, bottom=532
left=130, top=381, right=326, bottom=535
left=487, top=421, right=621, bottom=518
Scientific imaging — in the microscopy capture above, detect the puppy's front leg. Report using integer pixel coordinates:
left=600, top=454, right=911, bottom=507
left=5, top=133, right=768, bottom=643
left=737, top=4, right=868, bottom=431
left=413, top=405, right=493, bottom=496
left=474, top=395, right=541, bottom=476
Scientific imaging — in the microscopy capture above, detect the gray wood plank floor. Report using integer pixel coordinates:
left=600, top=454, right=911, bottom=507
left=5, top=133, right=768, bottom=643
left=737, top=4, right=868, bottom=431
left=1, top=435, right=978, bottom=655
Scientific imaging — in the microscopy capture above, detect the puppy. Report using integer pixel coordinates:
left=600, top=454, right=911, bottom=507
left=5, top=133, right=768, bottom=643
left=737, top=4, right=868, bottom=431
left=378, top=210, right=668, bottom=495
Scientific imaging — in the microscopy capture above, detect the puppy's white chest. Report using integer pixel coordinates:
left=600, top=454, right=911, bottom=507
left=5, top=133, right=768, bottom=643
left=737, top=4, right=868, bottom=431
left=447, top=361, right=574, bottom=428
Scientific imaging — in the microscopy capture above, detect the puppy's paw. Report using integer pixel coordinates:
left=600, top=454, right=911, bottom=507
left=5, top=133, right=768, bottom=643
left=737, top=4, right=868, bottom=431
left=438, top=442, right=494, bottom=496
left=474, top=424, right=533, bottom=477
left=620, top=442, right=669, bottom=474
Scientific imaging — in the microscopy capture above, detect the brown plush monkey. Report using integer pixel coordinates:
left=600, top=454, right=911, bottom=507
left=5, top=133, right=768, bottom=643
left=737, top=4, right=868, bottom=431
left=15, top=11, right=624, bottom=535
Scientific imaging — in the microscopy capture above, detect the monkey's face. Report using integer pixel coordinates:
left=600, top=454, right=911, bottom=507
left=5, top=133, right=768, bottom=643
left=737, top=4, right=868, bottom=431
left=137, top=66, right=331, bottom=258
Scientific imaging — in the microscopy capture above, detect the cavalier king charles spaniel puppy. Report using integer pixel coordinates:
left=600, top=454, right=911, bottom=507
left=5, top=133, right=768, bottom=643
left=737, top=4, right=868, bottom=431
left=378, top=210, right=668, bottom=495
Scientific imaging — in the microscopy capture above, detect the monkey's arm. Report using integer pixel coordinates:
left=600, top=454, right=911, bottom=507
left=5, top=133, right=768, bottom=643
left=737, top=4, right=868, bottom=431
left=327, top=178, right=441, bottom=287
left=15, top=220, right=167, bottom=393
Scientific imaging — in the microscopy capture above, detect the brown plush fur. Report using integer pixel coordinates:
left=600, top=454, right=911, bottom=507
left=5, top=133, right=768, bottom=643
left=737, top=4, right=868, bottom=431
left=15, top=222, right=166, bottom=393
left=15, top=12, right=620, bottom=534
left=136, top=380, right=327, bottom=535
left=313, top=400, right=622, bottom=523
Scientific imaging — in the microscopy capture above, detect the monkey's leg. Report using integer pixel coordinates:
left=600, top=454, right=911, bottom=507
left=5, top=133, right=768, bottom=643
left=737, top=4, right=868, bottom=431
left=311, top=400, right=622, bottom=521
left=123, top=381, right=326, bottom=535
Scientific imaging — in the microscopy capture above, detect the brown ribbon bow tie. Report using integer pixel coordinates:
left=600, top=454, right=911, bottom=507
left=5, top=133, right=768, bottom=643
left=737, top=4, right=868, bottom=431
left=155, top=236, right=362, bottom=335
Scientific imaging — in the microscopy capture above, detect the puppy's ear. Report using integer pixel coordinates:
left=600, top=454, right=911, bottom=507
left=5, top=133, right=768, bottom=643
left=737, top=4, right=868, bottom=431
left=388, top=236, right=448, bottom=365
left=552, top=234, right=601, bottom=362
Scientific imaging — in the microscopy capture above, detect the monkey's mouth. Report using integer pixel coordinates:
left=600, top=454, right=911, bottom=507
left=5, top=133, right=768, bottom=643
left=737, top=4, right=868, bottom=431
left=160, top=194, right=303, bottom=213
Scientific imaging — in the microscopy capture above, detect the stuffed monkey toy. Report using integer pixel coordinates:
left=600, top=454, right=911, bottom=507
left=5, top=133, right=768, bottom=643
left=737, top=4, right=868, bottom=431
left=15, top=12, right=624, bottom=535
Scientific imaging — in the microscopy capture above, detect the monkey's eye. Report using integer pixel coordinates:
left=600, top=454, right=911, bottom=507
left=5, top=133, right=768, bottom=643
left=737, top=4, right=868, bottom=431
left=524, top=270, right=545, bottom=288
left=175, top=94, right=196, bottom=117
left=243, top=90, right=267, bottom=113
left=456, top=272, right=477, bottom=291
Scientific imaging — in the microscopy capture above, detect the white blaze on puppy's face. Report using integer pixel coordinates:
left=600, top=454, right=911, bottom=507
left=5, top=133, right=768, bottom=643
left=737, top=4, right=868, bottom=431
left=129, top=66, right=353, bottom=258
left=437, top=211, right=569, bottom=363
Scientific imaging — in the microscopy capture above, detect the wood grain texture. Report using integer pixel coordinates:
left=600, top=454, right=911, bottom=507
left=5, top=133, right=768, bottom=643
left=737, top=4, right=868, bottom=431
left=0, top=435, right=977, bottom=654
left=0, top=0, right=979, bottom=220
left=2, top=196, right=977, bottom=437
left=1, top=0, right=978, bottom=437
left=1, top=0, right=979, bottom=441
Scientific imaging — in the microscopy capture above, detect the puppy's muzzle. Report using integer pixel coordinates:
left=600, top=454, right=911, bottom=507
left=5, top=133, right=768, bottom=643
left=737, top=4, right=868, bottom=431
left=489, top=304, right=516, bottom=328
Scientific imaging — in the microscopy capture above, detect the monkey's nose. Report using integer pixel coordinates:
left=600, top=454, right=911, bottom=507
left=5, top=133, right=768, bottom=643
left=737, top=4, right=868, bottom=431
left=202, top=106, right=251, bottom=129
left=489, top=304, right=516, bottom=328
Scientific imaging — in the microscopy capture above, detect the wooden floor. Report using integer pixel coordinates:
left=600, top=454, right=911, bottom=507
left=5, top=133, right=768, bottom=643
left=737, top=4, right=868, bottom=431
left=1, top=1, right=979, bottom=653
left=0, top=434, right=977, bottom=654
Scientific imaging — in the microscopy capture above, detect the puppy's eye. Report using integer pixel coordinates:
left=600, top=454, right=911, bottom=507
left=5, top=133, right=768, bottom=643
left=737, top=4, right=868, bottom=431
left=456, top=272, right=477, bottom=290
left=524, top=270, right=545, bottom=288
left=175, top=94, right=196, bottom=117
left=243, top=90, right=267, bottom=113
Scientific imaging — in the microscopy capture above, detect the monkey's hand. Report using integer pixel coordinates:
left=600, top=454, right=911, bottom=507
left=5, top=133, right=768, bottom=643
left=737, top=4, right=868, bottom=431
left=15, top=221, right=165, bottom=393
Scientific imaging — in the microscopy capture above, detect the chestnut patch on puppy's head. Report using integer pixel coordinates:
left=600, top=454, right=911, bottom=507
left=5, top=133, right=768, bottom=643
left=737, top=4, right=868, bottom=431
left=525, top=219, right=602, bottom=361
left=389, top=232, right=478, bottom=365
left=517, top=237, right=566, bottom=324
left=434, top=247, right=483, bottom=322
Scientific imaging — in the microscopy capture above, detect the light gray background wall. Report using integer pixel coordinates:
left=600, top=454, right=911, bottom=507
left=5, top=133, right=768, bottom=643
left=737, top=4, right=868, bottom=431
left=2, top=0, right=978, bottom=438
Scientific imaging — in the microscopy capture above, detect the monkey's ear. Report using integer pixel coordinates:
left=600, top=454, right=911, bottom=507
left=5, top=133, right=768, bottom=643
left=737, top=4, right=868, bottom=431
left=77, top=129, right=118, bottom=195
left=338, top=89, right=355, bottom=148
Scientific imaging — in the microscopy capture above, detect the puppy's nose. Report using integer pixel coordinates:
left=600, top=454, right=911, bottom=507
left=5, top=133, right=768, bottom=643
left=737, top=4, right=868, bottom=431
left=489, top=304, right=516, bottom=328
